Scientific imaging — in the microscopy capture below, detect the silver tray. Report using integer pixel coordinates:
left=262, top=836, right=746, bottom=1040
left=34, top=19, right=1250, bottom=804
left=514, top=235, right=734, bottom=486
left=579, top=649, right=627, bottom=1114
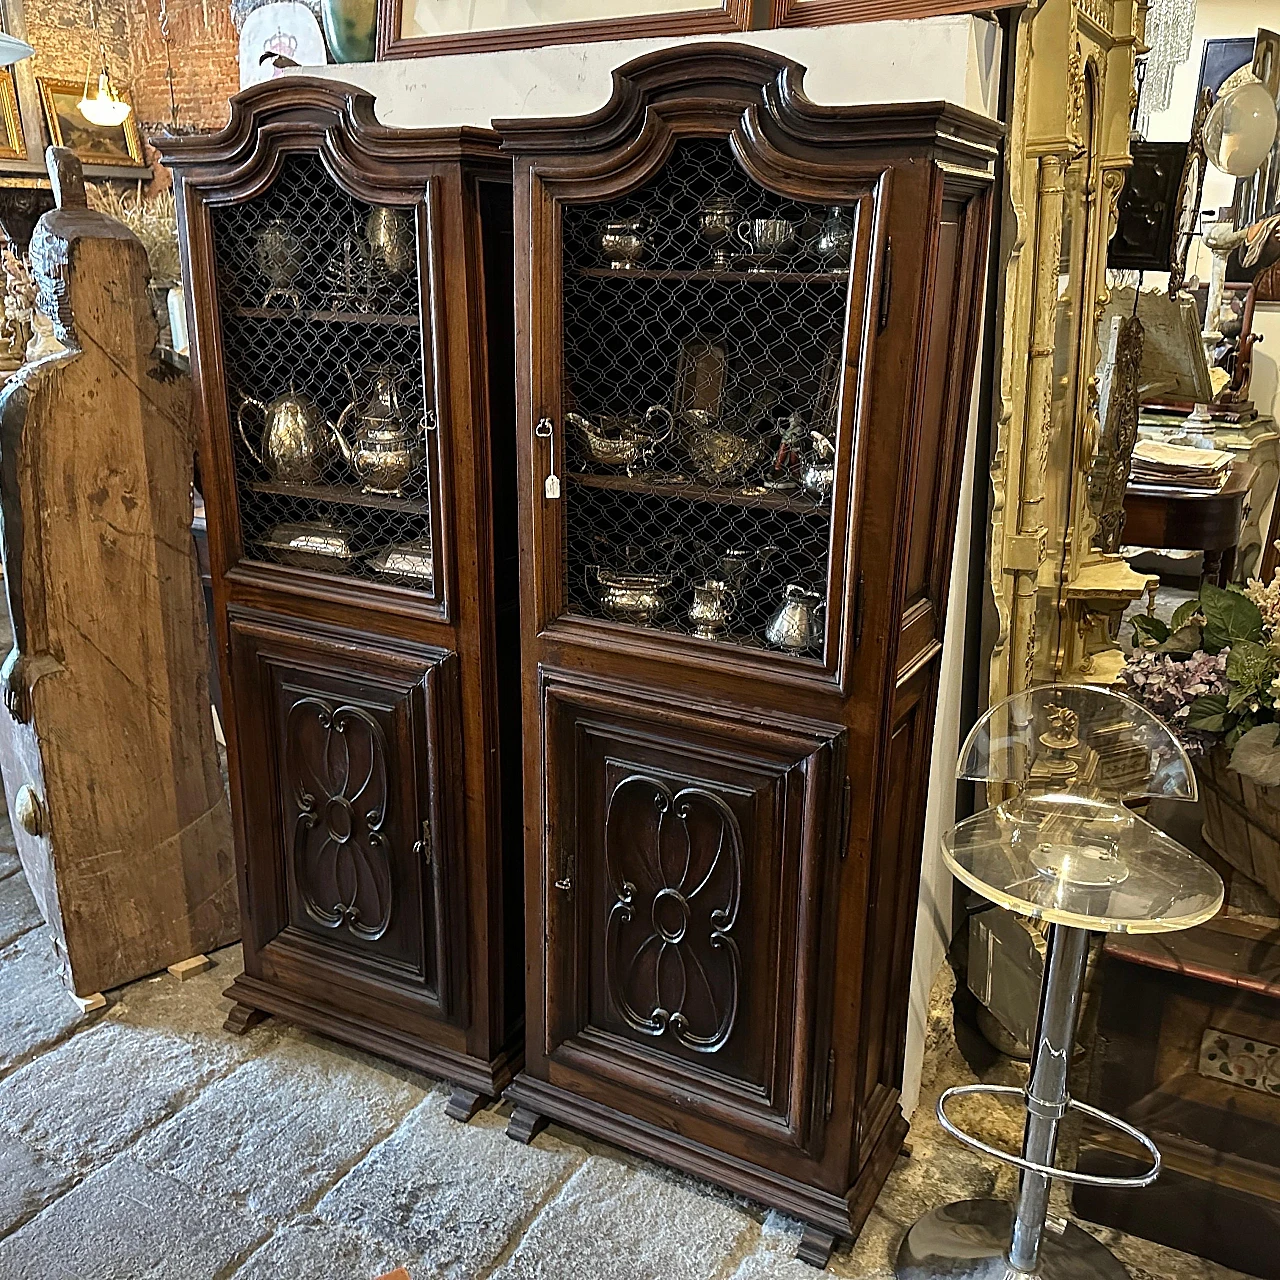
left=367, top=538, right=434, bottom=585
left=258, top=520, right=358, bottom=570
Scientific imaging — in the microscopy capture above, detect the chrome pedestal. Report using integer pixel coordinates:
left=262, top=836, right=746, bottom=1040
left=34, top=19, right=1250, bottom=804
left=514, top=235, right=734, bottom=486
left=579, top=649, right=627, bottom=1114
left=896, top=925, right=1160, bottom=1279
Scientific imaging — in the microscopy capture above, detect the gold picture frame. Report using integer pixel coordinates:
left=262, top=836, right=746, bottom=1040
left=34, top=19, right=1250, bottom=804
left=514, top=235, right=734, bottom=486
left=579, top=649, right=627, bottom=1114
left=0, top=69, right=25, bottom=161
left=37, top=77, right=143, bottom=167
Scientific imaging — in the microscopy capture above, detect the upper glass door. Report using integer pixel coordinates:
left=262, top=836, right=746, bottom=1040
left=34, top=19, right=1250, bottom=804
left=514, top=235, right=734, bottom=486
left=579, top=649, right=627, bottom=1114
left=210, top=152, right=438, bottom=598
left=557, top=138, right=862, bottom=662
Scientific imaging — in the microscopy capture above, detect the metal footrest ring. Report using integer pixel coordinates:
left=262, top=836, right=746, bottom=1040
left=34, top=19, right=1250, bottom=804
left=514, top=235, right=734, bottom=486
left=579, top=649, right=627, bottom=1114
left=936, top=1083, right=1161, bottom=1189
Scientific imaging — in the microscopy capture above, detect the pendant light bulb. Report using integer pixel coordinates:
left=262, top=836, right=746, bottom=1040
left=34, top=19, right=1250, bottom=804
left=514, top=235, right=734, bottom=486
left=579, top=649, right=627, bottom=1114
left=79, top=60, right=130, bottom=127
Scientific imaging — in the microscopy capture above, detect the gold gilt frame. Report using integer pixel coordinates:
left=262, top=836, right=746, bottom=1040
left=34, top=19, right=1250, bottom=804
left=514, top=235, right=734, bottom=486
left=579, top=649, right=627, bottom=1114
left=0, top=70, right=25, bottom=160
left=36, top=77, right=143, bottom=166
left=988, top=0, right=1153, bottom=707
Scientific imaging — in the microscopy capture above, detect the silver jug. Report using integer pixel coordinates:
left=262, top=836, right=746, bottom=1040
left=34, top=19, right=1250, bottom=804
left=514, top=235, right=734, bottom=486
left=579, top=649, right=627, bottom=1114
left=237, top=387, right=332, bottom=484
left=333, top=367, right=427, bottom=496
left=816, top=207, right=854, bottom=266
left=765, top=584, right=825, bottom=653
left=688, top=579, right=735, bottom=639
left=800, top=430, right=836, bottom=501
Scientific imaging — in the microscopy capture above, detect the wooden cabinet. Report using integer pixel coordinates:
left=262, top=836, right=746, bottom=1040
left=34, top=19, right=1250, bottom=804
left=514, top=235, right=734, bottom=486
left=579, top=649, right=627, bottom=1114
left=498, top=45, right=999, bottom=1261
left=155, top=79, right=524, bottom=1115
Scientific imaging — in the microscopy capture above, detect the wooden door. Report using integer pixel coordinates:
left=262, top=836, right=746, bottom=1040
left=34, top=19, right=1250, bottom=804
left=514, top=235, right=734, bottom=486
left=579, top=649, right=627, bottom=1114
left=228, top=609, right=463, bottom=1022
left=534, top=672, right=846, bottom=1161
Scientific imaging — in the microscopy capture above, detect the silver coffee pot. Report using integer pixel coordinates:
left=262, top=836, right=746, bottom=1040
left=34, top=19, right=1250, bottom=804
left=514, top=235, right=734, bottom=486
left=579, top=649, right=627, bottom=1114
left=765, top=583, right=825, bottom=653
left=333, top=366, right=427, bottom=496
left=237, top=386, right=333, bottom=484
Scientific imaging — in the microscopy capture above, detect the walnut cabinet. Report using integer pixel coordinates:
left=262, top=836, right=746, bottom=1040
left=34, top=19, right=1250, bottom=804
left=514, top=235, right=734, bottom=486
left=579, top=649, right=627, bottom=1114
left=155, top=81, right=525, bottom=1117
left=497, top=46, right=998, bottom=1262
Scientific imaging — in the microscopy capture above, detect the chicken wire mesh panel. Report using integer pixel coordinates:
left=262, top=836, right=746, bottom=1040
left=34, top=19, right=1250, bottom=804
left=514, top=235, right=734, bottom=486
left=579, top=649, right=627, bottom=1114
left=560, top=138, right=855, bottom=657
left=209, top=152, right=436, bottom=593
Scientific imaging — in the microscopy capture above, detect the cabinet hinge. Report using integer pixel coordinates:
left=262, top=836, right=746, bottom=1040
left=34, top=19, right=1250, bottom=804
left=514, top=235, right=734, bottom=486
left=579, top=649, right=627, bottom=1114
left=878, top=237, right=893, bottom=332
left=824, top=1049, right=837, bottom=1119
left=853, top=571, right=865, bottom=650
left=413, top=817, right=433, bottom=865
left=838, top=777, right=853, bottom=861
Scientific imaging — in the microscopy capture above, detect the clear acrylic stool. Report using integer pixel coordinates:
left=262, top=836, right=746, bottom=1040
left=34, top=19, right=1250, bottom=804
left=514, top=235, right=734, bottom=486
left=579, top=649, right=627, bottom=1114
left=896, top=687, right=1224, bottom=1279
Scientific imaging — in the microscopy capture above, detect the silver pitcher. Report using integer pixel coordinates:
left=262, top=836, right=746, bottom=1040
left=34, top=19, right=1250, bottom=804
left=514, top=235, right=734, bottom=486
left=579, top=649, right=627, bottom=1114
left=688, top=579, right=735, bottom=639
left=237, top=387, right=332, bottom=484
left=333, top=367, right=427, bottom=496
left=599, top=218, right=649, bottom=271
left=698, top=196, right=738, bottom=269
left=800, top=430, right=836, bottom=501
left=567, top=407, right=673, bottom=474
left=765, top=583, right=825, bottom=653
left=587, top=565, right=672, bottom=625
left=816, top=207, right=854, bottom=266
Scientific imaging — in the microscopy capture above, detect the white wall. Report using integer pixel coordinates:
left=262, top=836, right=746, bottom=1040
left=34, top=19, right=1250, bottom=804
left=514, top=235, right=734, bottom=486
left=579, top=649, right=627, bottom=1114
left=305, top=17, right=1001, bottom=1119
left=302, top=15, right=1002, bottom=124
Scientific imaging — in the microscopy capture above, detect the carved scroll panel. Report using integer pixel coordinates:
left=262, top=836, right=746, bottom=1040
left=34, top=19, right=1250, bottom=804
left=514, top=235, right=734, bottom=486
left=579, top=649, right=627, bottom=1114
left=540, top=674, right=842, bottom=1146
left=228, top=613, right=459, bottom=1008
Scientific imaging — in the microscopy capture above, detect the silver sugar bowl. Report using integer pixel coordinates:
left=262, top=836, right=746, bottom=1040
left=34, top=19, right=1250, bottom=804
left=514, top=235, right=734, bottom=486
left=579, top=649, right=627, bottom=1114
left=698, top=196, right=738, bottom=269
left=588, top=566, right=673, bottom=625
left=599, top=218, right=649, bottom=271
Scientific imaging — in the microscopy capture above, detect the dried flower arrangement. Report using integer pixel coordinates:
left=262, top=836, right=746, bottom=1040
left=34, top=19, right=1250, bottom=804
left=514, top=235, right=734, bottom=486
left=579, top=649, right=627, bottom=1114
left=86, top=183, right=181, bottom=286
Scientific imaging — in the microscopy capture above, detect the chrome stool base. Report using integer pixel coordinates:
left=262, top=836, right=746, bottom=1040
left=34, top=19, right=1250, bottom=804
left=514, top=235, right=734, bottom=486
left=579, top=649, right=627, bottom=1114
left=895, top=1199, right=1129, bottom=1280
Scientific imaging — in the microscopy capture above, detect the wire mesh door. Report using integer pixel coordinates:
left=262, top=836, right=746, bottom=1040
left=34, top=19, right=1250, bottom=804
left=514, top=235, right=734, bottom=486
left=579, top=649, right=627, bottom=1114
left=209, top=152, right=438, bottom=596
left=558, top=138, right=859, bottom=661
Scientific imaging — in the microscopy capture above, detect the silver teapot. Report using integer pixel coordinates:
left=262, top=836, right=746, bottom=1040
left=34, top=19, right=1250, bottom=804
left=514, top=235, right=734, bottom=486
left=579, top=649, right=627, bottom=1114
left=800, top=430, right=836, bottom=501
left=237, top=386, right=332, bottom=484
left=680, top=410, right=761, bottom=485
left=765, top=583, right=825, bottom=653
left=333, top=366, right=427, bottom=496
left=587, top=565, right=673, bottom=625
left=567, top=407, right=673, bottom=474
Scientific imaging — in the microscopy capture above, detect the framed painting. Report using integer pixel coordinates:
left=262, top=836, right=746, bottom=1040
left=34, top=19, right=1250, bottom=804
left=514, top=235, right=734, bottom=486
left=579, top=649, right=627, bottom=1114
left=770, top=0, right=1018, bottom=25
left=37, top=78, right=143, bottom=167
left=1194, top=36, right=1255, bottom=117
left=377, top=0, right=752, bottom=60
left=0, top=69, right=24, bottom=161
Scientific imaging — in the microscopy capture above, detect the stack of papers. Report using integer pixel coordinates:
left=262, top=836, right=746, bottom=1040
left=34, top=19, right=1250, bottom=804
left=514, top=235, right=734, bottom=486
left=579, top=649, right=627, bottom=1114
left=1129, top=441, right=1233, bottom=493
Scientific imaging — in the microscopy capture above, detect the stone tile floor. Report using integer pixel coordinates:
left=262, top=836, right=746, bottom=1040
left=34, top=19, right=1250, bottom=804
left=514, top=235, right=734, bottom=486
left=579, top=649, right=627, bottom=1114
left=0, top=837, right=1254, bottom=1279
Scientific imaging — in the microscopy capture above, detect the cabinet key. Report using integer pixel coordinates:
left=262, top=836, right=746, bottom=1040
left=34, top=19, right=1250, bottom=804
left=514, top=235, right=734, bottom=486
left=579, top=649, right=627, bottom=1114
left=535, top=416, right=560, bottom=499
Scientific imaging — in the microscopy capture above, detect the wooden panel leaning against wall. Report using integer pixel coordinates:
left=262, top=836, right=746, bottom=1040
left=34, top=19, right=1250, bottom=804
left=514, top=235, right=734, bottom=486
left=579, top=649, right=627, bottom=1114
left=153, top=78, right=526, bottom=1120
left=495, top=43, right=999, bottom=1266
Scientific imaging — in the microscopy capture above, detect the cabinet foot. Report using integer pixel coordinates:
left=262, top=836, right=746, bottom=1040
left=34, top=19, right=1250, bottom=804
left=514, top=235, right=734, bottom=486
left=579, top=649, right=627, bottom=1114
left=796, top=1223, right=837, bottom=1268
left=444, top=1085, right=489, bottom=1123
left=223, top=1002, right=269, bottom=1036
left=506, top=1106, right=548, bottom=1144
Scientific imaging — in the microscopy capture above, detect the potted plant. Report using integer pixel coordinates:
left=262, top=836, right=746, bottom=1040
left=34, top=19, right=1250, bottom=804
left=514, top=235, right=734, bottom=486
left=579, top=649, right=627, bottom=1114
left=1121, top=576, right=1280, bottom=900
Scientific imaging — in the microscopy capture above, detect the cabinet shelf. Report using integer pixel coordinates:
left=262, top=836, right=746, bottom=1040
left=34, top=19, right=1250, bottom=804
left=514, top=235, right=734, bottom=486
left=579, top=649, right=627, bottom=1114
left=567, top=470, right=827, bottom=514
left=247, top=479, right=431, bottom=515
left=575, top=267, right=848, bottom=284
left=229, top=306, right=420, bottom=327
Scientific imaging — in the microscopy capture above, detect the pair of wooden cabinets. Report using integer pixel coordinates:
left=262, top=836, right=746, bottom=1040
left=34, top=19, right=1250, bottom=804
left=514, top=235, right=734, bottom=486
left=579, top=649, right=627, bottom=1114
left=159, top=48, right=997, bottom=1262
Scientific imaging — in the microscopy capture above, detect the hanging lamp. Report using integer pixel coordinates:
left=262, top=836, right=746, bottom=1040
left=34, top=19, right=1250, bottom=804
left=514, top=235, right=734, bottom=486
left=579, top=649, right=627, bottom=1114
left=78, top=0, right=130, bottom=127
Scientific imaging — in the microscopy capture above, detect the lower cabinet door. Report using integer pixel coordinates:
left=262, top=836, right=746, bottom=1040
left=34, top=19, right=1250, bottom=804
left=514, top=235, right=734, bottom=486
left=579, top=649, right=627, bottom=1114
left=537, top=671, right=846, bottom=1160
left=228, top=610, right=463, bottom=1023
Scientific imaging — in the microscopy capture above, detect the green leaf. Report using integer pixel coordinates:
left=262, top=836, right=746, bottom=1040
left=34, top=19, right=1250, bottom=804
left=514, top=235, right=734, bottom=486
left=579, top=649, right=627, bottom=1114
left=1185, top=692, right=1229, bottom=732
left=1227, top=639, right=1275, bottom=710
left=1157, top=623, right=1205, bottom=655
left=1130, top=613, right=1170, bottom=647
left=1201, top=581, right=1264, bottom=652
left=1171, top=598, right=1203, bottom=630
left=1229, top=722, right=1280, bottom=786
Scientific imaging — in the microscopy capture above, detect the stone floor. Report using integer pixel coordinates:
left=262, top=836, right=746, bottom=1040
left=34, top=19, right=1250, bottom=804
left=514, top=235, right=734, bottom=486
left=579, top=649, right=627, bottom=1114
left=0, top=837, right=1254, bottom=1279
